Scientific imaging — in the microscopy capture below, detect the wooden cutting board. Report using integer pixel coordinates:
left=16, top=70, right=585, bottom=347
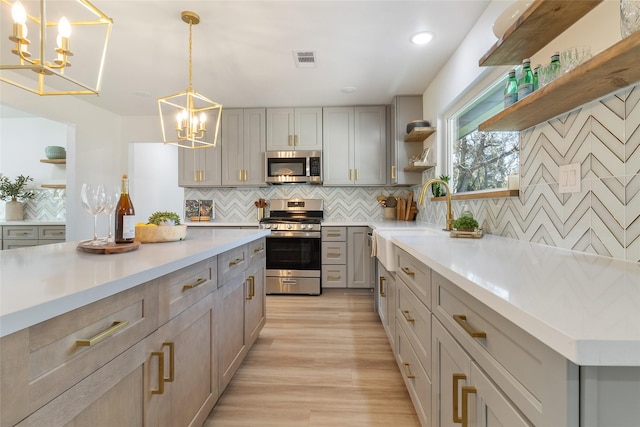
left=77, top=241, right=141, bottom=254
left=397, top=197, right=405, bottom=220
left=405, top=192, right=413, bottom=220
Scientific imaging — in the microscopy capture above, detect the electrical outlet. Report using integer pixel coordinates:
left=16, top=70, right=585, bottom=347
left=559, top=164, right=581, bottom=193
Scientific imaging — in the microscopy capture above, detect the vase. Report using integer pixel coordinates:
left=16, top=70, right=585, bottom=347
left=257, top=207, right=264, bottom=221
left=5, top=200, right=24, bottom=221
left=621, top=0, right=640, bottom=38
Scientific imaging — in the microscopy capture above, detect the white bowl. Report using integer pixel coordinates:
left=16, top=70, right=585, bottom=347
left=493, top=0, right=533, bottom=38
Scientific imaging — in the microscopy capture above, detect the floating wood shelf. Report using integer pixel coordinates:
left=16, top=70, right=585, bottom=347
left=404, top=127, right=436, bottom=142
left=479, top=30, right=640, bottom=132
left=431, top=189, right=519, bottom=202
left=41, top=184, right=66, bottom=189
left=479, top=0, right=602, bottom=66
left=40, top=159, right=66, bottom=164
left=404, top=163, right=436, bottom=173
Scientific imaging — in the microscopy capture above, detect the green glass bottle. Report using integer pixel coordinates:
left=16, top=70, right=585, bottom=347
left=517, top=58, right=534, bottom=99
left=549, top=51, right=561, bottom=81
left=533, top=64, right=540, bottom=91
left=504, top=68, right=518, bottom=108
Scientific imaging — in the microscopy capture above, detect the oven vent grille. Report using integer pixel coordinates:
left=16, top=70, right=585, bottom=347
left=293, top=50, right=317, bottom=68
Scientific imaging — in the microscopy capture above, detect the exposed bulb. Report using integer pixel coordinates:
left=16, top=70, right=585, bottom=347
left=58, top=16, right=71, bottom=38
left=56, top=34, right=62, bottom=48
left=11, top=0, right=27, bottom=25
left=199, top=112, right=206, bottom=124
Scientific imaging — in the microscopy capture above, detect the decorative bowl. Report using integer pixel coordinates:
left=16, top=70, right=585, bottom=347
left=45, top=146, right=66, bottom=159
left=135, top=225, right=187, bottom=243
left=406, top=120, right=431, bottom=134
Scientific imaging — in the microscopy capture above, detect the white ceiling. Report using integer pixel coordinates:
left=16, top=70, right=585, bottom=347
left=2, top=1, right=492, bottom=117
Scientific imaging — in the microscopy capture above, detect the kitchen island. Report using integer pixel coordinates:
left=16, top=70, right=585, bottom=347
left=0, top=228, right=268, bottom=426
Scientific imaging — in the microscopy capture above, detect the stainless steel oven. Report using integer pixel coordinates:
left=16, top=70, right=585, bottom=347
left=260, top=199, right=323, bottom=295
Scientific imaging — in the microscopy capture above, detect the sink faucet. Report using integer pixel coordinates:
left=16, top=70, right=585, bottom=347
left=418, top=179, right=453, bottom=231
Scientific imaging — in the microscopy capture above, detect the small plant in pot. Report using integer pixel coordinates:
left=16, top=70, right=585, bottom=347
left=452, top=215, right=479, bottom=232
left=431, top=175, right=450, bottom=197
left=0, top=174, right=35, bottom=221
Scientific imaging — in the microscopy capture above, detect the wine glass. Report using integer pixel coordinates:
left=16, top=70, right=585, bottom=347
left=81, top=183, right=106, bottom=245
left=101, top=184, right=120, bottom=243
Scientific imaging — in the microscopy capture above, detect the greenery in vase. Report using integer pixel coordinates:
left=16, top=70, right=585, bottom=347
left=148, top=211, right=182, bottom=226
left=431, top=174, right=450, bottom=197
left=0, top=174, right=35, bottom=202
left=452, top=216, right=479, bottom=230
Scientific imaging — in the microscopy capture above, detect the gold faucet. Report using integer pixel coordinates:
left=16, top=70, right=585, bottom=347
left=418, top=179, right=453, bottom=231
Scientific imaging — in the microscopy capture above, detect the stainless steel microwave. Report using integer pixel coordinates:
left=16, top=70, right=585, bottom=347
left=265, top=151, right=322, bottom=184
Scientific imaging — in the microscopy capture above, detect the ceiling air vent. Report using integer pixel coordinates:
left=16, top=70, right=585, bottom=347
left=293, top=50, right=317, bottom=68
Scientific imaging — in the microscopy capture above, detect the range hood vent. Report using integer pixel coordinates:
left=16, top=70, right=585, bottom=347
left=293, top=50, right=317, bottom=68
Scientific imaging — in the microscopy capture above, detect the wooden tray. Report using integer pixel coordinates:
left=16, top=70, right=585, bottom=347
left=189, top=216, right=211, bottom=222
left=77, top=241, right=141, bottom=254
left=450, top=229, right=484, bottom=239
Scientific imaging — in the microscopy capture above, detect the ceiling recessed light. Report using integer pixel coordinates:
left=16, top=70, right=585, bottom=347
left=341, top=86, right=357, bottom=93
left=411, top=31, right=434, bottom=45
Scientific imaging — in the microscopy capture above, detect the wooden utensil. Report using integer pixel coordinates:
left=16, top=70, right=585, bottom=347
left=405, top=192, right=413, bottom=220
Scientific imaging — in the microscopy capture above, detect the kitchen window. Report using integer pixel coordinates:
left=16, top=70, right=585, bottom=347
left=448, top=76, right=519, bottom=194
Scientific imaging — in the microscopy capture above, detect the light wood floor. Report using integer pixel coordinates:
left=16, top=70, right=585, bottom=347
left=204, top=289, right=420, bottom=427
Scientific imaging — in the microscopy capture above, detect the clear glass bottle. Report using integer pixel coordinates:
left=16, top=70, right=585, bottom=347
left=533, top=64, right=541, bottom=91
left=504, top=68, right=518, bottom=108
left=517, top=58, right=534, bottom=99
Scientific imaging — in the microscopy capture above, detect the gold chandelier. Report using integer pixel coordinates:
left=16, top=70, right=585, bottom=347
left=1, top=0, right=113, bottom=95
left=158, top=11, right=222, bottom=149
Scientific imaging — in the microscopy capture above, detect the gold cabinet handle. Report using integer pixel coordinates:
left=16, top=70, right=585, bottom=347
left=327, top=275, right=341, bottom=280
left=403, top=363, right=415, bottom=379
left=288, top=135, right=293, bottom=146
left=246, top=276, right=255, bottom=300
left=356, top=169, right=359, bottom=180
left=151, top=350, right=165, bottom=395
left=400, top=267, right=415, bottom=277
left=327, top=252, right=341, bottom=257
left=391, top=165, right=396, bottom=179
left=453, top=314, right=487, bottom=339
left=200, top=170, right=204, bottom=181
left=461, top=386, right=477, bottom=427
left=253, top=246, right=264, bottom=254
left=193, top=171, right=198, bottom=182
left=294, top=134, right=299, bottom=146
left=163, top=342, right=175, bottom=383
left=76, top=320, right=129, bottom=347
left=229, top=257, right=244, bottom=267
left=453, top=373, right=466, bottom=423
left=379, top=276, right=386, bottom=297
left=401, top=310, right=415, bottom=323
left=327, top=233, right=341, bottom=237
left=244, top=169, right=248, bottom=181
left=238, top=170, right=243, bottom=181
left=182, top=277, right=207, bottom=292
left=349, top=169, right=353, bottom=181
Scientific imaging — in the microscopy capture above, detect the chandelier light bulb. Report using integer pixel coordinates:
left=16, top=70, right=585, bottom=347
left=11, top=0, right=27, bottom=25
left=58, top=16, right=71, bottom=38
left=200, top=112, right=206, bottom=123
left=56, top=34, right=62, bottom=48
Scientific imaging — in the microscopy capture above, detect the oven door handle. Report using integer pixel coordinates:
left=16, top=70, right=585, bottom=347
left=282, top=279, right=297, bottom=285
left=268, top=231, right=321, bottom=238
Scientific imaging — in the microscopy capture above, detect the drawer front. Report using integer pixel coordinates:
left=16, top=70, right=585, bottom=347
left=158, top=258, right=217, bottom=324
left=1, top=282, right=158, bottom=424
left=396, top=248, right=431, bottom=309
left=248, top=238, right=266, bottom=266
left=322, top=241, right=347, bottom=264
left=321, top=226, right=346, bottom=241
left=218, top=244, right=248, bottom=284
left=38, top=225, right=66, bottom=240
left=3, top=239, right=38, bottom=249
left=3, top=225, right=38, bottom=239
left=396, top=279, right=431, bottom=376
left=322, top=265, right=347, bottom=288
left=396, top=319, right=431, bottom=427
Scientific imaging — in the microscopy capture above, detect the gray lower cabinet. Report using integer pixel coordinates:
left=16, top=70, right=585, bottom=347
left=322, top=226, right=373, bottom=289
left=377, top=261, right=396, bottom=348
left=346, top=227, right=372, bottom=289
left=2, top=225, right=65, bottom=250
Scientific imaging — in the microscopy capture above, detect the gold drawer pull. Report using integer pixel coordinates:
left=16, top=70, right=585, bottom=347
left=151, top=350, right=165, bottom=394
left=76, top=320, right=129, bottom=347
left=403, top=363, right=415, bottom=379
left=461, top=386, right=477, bottom=427
left=326, top=233, right=341, bottom=237
left=246, top=276, right=255, bottom=300
left=228, top=257, right=244, bottom=267
left=401, top=267, right=415, bottom=276
left=379, top=276, right=386, bottom=297
left=182, top=277, right=207, bottom=291
left=453, top=373, right=466, bottom=423
left=453, top=314, right=487, bottom=339
left=327, top=275, right=341, bottom=280
left=294, top=134, right=299, bottom=146
left=288, top=135, right=293, bottom=146
left=163, top=342, right=175, bottom=383
left=253, top=246, right=264, bottom=254
left=327, top=252, right=341, bottom=257
left=401, top=310, right=415, bottom=323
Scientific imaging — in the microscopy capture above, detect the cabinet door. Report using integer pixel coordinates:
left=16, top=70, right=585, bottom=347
left=354, top=106, right=387, bottom=185
left=377, top=262, right=390, bottom=327
left=322, top=107, right=354, bottom=185
left=294, top=107, right=323, bottom=150
left=243, top=108, right=267, bottom=186
left=221, top=109, right=245, bottom=186
left=347, top=227, right=372, bottom=288
left=178, top=146, right=222, bottom=187
left=245, top=261, right=266, bottom=346
left=266, top=108, right=295, bottom=150
left=433, top=319, right=471, bottom=427
left=217, top=274, right=247, bottom=390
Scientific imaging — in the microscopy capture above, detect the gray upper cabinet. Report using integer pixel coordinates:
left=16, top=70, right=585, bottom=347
left=266, top=107, right=322, bottom=151
left=390, top=95, right=424, bottom=186
left=323, top=106, right=386, bottom=186
left=178, top=144, right=222, bottom=187
left=221, top=108, right=266, bottom=187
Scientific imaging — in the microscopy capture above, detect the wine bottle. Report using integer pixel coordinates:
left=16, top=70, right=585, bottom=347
left=115, top=174, right=136, bottom=244
left=503, top=68, right=518, bottom=108
left=517, top=58, right=534, bottom=99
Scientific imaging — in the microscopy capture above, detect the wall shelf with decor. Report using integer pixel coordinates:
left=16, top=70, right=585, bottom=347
left=40, top=159, right=66, bottom=164
left=479, top=30, right=640, bottom=131
left=479, top=0, right=602, bottom=66
left=404, top=163, right=436, bottom=173
left=404, top=127, right=435, bottom=142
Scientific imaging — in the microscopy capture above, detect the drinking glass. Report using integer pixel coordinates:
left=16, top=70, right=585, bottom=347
left=101, top=184, right=120, bottom=243
left=621, top=0, right=640, bottom=38
left=81, top=183, right=106, bottom=245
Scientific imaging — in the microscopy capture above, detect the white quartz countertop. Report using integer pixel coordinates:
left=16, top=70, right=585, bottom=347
left=0, top=228, right=269, bottom=337
left=388, top=227, right=640, bottom=366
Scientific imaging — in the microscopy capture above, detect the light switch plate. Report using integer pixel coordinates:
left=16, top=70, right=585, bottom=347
left=559, top=164, right=581, bottom=193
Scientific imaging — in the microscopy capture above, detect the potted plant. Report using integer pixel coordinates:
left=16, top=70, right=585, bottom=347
left=0, top=174, right=35, bottom=221
left=452, top=215, right=479, bottom=231
left=431, top=174, right=450, bottom=197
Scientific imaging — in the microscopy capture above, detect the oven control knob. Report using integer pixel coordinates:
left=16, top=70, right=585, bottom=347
left=300, top=224, right=307, bottom=230
left=287, top=224, right=293, bottom=230
left=272, top=224, right=278, bottom=230
left=264, top=224, right=270, bottom=229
